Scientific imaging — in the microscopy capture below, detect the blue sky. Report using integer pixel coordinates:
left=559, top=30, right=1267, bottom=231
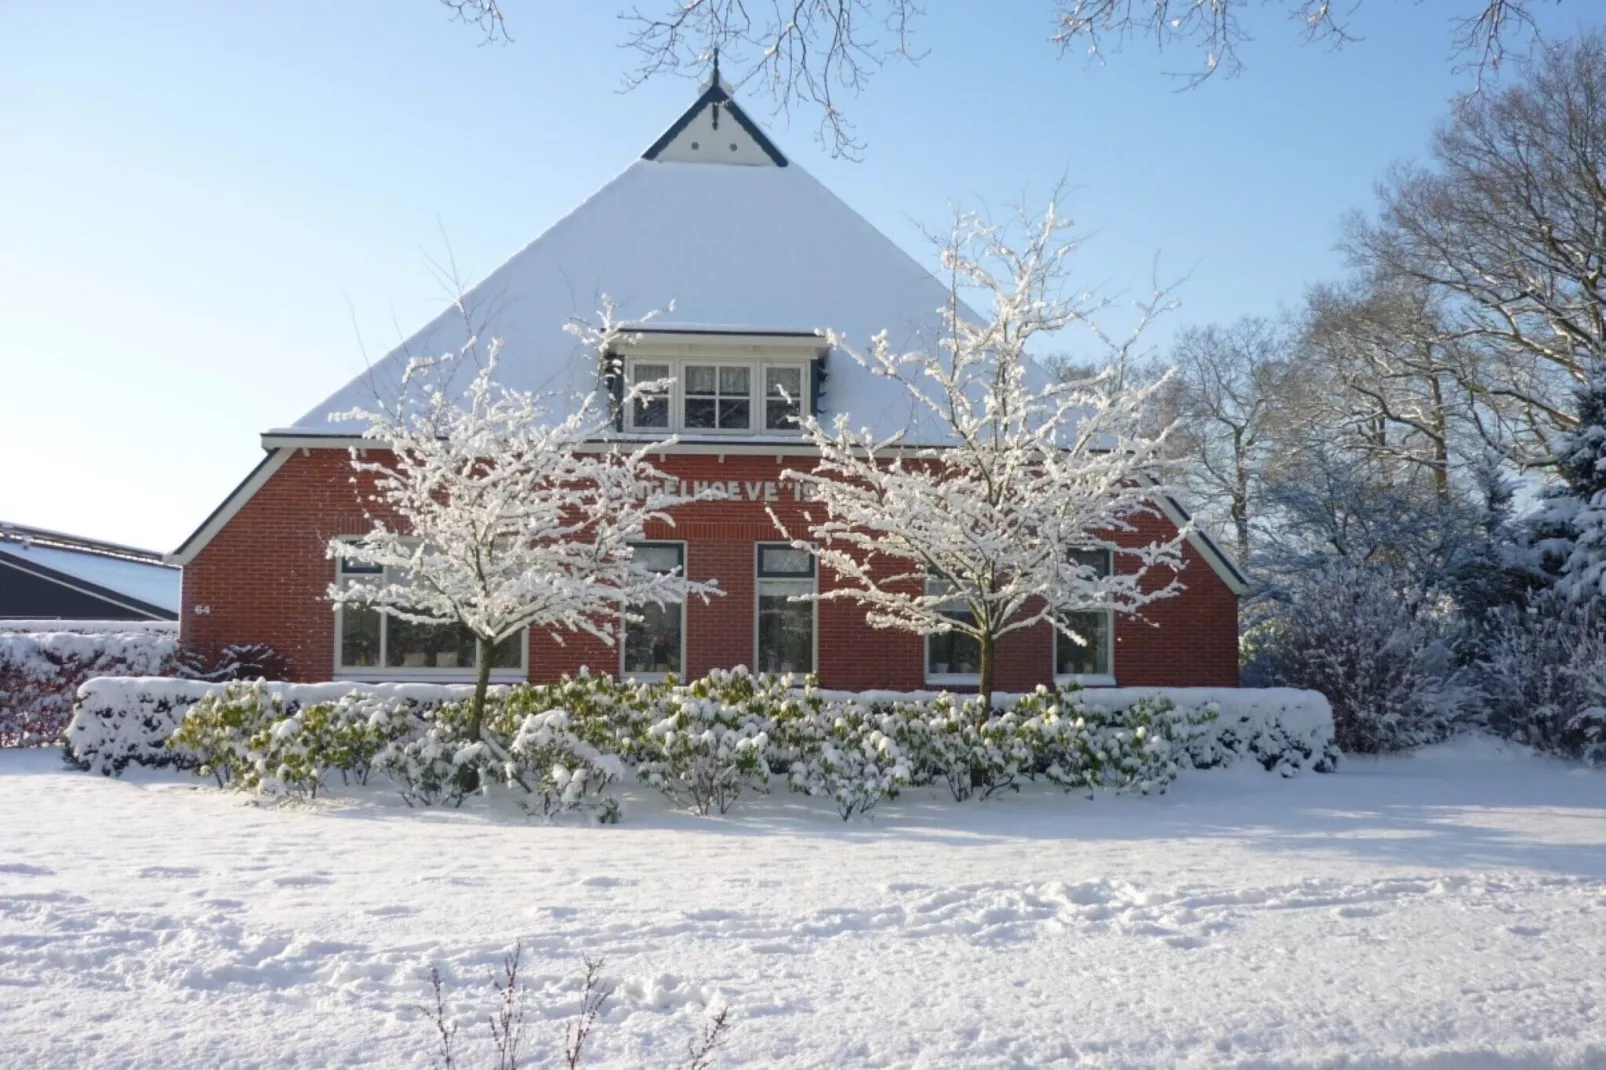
left=2, top=1, right=1599, bottom=551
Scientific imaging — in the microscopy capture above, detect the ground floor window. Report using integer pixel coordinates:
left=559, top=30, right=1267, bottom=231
left=925, top=574, right=981, bottom=680
left=623, top=542, right=685, bottom=677
left=335, top=555, right=522, bottom=673
left=1055, top=549, right=1114, bottom=679
left=756, top=543, right=814, bottom=674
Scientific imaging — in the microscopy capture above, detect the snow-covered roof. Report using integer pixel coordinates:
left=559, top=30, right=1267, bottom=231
left=276, top=85, right=1046, bottom=445
left=0, top=524, right=180, bottom=616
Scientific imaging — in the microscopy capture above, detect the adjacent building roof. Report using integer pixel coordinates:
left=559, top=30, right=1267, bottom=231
left=0, top=522, right=180, bottom=620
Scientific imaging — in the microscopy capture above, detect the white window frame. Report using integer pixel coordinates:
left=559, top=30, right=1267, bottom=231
left=624, top=359, right=674, bottom=432
left=753, top=543, right=818, bottom=676
left=620, top=540, right=689, bottom=682
left=1053, top=549, right=1117, bottom=687
left=331, top=542, right=528, bottom=682
left=924, top=574, right=982, bottom=687
left=622, top=355, right=809, bottom=436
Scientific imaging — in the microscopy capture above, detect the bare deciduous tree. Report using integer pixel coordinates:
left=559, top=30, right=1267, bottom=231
left=597, top=0, right=1553, bottom=157
left=1347, top=32, right=1606, bottom=470
left=1167, top=316, right=1289, bottom=563
left=1300, top=278, right=1464, bottom=499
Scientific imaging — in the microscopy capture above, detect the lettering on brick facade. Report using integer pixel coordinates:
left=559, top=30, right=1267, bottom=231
left=679, top=478, right=810, bottom=502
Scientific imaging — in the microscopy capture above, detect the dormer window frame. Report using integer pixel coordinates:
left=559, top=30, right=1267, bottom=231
left=618, top=345, right=817, bottom=437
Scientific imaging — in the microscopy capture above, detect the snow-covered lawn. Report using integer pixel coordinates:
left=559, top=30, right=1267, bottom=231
left=2, top=739, right=1603, bottom=1069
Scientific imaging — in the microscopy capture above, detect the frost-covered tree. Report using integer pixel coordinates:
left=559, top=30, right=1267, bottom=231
left=1557, top=361, right=1606, bottom=604
left=776, top=202, right=1188, bottom=710
left=329, top=316, right=717, bottom=746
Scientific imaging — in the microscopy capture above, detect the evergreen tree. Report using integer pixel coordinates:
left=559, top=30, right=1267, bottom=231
left=1558, top=363, right=1606, bottom=604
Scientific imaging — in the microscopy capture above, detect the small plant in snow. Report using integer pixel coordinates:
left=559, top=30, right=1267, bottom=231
left=426, top=947, right=730, bottom=1070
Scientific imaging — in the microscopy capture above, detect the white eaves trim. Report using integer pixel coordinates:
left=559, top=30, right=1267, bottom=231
left=166, top=448, right=291, bottom=567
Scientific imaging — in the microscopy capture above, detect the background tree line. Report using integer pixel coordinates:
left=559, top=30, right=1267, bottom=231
left=1147, top=34, right=1606, bottom=758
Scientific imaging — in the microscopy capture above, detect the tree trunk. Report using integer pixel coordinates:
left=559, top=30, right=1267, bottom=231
left=977, top=630, right=996, bottom=717
left=456, top=635, right=495, bottom=796
left=469, top=635, right=493, bottom=740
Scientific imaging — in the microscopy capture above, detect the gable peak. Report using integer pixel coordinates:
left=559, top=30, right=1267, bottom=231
left=642, top=73, right=787, bottom=167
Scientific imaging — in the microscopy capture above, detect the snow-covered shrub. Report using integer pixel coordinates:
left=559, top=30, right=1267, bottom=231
left=779, top=696, right=911, bottom=819
left=1014, top=686, right=1185, bottom=796
left=2, top=627, right=181, bottom=747
left=884, top=694, right=1032, bottom=801
left=170, top=684, right=425, bottom=798
left=633, top=668, right=782, bottom=814
left=1480, top=591, right=1606, bottom=765
left=177, top=642, right=292, bottom=683
left=1242, top=560, right=1477, bottom=753
left=502, top=708, right=624, bottom=823
left=1141, top=689, right=1341, bottom=775
left=64, top=676, right=215, bottom=774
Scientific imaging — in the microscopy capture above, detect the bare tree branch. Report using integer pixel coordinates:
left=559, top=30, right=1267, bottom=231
left=440, top=0, right=512, bottom=44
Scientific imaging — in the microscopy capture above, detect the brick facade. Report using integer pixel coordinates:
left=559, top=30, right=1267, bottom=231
left=181, top=448, right=1239, bottom=688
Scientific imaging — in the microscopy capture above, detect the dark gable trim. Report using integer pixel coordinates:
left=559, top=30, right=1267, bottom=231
left=641, top=84, right=789, bottom=167
left=171, top=448, right=282, bottom=561
left=0, top=553, right=176, bottom=621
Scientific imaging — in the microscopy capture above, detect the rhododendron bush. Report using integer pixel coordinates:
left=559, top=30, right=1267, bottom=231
left=64, top=669, right=1336, bottom=821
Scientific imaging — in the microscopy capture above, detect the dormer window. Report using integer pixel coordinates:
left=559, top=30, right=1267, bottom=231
left=685, top=364, right=751, bottom=430
left=764, top=366, right=803, bottom=430
left=630, top=362, right=671, bottom=429
left=622, top=355, right=811, bottom=435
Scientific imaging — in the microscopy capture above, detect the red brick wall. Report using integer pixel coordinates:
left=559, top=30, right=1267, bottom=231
left=182, top=448, right=1238, bottom=688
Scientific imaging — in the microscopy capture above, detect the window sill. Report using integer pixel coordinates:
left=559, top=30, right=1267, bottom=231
left=1055, top=674, right=1117, bottom=688
left=333, top=669, right=528, bottom=684
left=925, top=673, right=981, bottom=687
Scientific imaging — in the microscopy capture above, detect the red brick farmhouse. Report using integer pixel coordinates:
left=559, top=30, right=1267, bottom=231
left=170, top=81, right=1248, bottom=691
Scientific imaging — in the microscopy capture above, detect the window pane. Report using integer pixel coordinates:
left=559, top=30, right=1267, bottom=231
left=927, top=618, right=981, bottom=676
left=633, top=543, right=683, bottom=574
left=338, top=554, right=382, bottom=575
left=386, top=618, right=479, bottom=669
left=1056, top=611, right=1110, bottom=676
left=717, top=398, right=750, bottom=429
left=1070, top=548, right=1112, bottom=576
left=766, top=366, right=802, bottom=398
left=624, top=601, right=682, bottom=674
left=633, top=395, right=669, bottom=428
left=685, top=365, right=716, bottom=395
left=684, top=398, right=717, bottom=428
left=766, top=398, right=800, bottom=430
left=719, top=366, right=750, bottom=394
left=489, top=633, right=523, bottom=669
left=757, top=584, right=813, bottom=673
left=632, top=362, right=670, bottom=385
left=339, top=608, right=382, bottom=667
left=758, top=545, right=813, bottom=576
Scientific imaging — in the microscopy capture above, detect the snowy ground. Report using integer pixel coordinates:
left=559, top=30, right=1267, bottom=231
left=2, top=739, right=1604, bottom=1070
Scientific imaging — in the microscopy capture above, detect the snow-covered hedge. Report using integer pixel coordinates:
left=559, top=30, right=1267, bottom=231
left=1, top=627, right=181, bottom=748
left=65, top=672, right=1336, bottom=819
left=66, top=678, right=473, bottom=777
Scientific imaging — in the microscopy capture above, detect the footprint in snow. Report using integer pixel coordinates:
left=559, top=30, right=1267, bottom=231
left=1507, top=924, right=1545, bottom=937
left=365, top=905, right=417, bottom=917
left=137, top=866, right=201, bottom=879
left=0, top=863, right=54, bottom=877
left=272, top=874, right=333, bottom=888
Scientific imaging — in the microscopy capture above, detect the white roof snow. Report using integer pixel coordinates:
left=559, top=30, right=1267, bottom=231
left=0, top=540, right=180, bottom=614
left=278, top=88, right=1051, bottom=446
